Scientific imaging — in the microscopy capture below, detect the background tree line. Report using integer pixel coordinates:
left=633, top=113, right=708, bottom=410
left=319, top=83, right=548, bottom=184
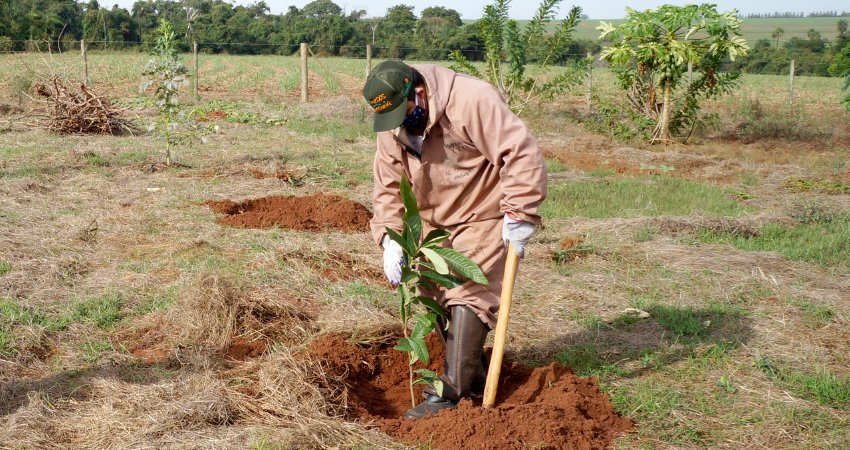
left=744, top=11, right=850, bottom=19
left=0, top=0, right=596, bottom=62
left=0, top=0, right=847, bottom=77
left=729, top=21, right=850, bottom=76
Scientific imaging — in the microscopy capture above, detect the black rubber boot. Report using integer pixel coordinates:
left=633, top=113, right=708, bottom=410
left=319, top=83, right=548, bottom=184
left=404, top=305, right=489, bottom=420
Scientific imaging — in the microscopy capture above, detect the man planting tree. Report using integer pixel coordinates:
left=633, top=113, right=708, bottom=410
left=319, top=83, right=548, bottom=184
left=363, top=60, right=547, bottom=419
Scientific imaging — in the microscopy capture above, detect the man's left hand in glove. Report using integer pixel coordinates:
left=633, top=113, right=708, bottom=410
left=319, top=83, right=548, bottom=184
left=502, top=213, right=537, bottom=258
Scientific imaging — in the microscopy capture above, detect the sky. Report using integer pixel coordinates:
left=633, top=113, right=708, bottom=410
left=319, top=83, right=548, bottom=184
left=107, top=0, right=850, bottom=20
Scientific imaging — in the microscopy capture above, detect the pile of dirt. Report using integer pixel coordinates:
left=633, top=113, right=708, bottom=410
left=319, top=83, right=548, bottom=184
left=310, top=332, right=634, bottom=449
left=205, top=193, right=372, bottom=232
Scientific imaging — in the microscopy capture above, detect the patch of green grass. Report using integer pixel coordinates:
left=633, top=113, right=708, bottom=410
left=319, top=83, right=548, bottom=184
left=0, top=166, right=44, bottom=180
left=756, top=356, right=850, bottom=410
left=569, top=310, right=605, bottom=330
left=554, top=343, right=628, bottom=378
left=79, top=340, right=114, bottom=363
left=784, top=176, right=850, bottom=194
left=541, top=175, right=748, bottom=219
left=687, top=340, right=741, bottom=370
left=552, top=243, right=596, bottom=264
left=0, top=261, right=11, bottom=276
left=545, top=158, right=569, bottom=173
left=629, top=295, right=746, bottom=344
left=116, top=150, right=149, bottom=164
left=71, top=290, right=125, bottom=328
left=772, top=402, right=850, bottom=444
left=609, top=311, right=644, bottom=330
left=84, top=152, right=110, bottom=167
left=0, top=329, right=13, bottom=356
left=609, top=377, right=682, bottom=427
left=695, top=221, right=850, bottom=269
left=786, top=297, right=835, bottom=329
left=289, top=116, right=371, bottom=141
left=0, top=298, right=72, bottom=354
left=134, top=287, right=178, bottom=315
left=633, top=224, right=659, bottom=243
left=588, top=167, right=617, bottom=178
left=740, top=171, right=761, bottom=187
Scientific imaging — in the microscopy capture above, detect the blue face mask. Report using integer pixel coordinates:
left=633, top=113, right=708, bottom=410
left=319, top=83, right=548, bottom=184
left=402, top=94, right=427, bottom=129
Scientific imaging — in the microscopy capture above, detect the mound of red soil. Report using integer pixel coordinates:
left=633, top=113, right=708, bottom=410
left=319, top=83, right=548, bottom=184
left=310, top=333, right=634, bottom=449
left=205, top=193, right=372, bottom=232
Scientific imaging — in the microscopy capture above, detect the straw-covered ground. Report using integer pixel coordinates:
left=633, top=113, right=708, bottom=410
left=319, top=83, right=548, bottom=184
left=0, top=54, right=849, bottom=448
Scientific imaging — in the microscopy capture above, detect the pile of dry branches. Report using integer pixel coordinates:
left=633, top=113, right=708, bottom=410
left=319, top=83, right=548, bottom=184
left=35, top=76, right=135, bottom=135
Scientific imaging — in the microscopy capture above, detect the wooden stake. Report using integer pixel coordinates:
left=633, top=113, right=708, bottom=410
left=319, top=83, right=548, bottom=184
left=585, top=52, right=593, bottom=111
left=300, top=43, right=308, bottom=102
left=788, top=59, right=795, bottom=105
left=482, top=244, right=520, bottom=409
left=193, top=40, right=199, bottom=100
left=366, top=43, right=372, bottom=78
left=81, top=39, right=88, bottom=86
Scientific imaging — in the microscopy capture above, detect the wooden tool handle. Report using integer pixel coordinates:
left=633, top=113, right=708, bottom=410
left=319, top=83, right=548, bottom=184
left=482, top=244, right=520, bottom=409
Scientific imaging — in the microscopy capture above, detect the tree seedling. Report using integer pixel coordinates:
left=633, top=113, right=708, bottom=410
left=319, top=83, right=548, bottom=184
left=449, top=0, right=588, bottom=115
left=387, top=176, right=489, bottom=407
left=140, top=20, right=189, bottom=166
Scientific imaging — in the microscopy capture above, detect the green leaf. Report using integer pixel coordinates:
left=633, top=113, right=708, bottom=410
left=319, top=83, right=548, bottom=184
left=431, top=247, right=489, bottom=285
left=400, top=177, right=422, bottom=240
left=413, top=369, right=444, bottom=397
left=400, top=271, right=419, bottom=284
left=403, top=223, right=419, bottom=259
left=420, top=247, right=449, bottom=275
left=413, top=296, right=448, bottom=319
left=410, top=336, right=430, bottom=365
left=422, top=229, right=451, bottom=246
left=398, top=284, right=412, bottom=321
left=412, top=313, right=437, bottom=339
left=421, top=270, right=465, bottom=289
left=395, top=337, right=414, bottom=352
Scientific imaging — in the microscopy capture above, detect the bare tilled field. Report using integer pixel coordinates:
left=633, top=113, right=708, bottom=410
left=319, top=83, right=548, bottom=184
left=0, top=54, right=848, bottom=448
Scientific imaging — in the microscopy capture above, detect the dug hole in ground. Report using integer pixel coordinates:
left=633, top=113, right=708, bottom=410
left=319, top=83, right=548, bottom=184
left=203, top=192, right=634, bottom=448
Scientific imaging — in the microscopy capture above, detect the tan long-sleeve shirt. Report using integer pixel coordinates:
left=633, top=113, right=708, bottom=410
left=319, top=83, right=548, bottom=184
left=370, top=64, right=547, bottom=245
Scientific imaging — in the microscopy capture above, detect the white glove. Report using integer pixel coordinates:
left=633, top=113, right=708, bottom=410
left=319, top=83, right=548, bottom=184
left=502, top=213, right=537, bottom=258
left=382, top=234, right=404, bottom=285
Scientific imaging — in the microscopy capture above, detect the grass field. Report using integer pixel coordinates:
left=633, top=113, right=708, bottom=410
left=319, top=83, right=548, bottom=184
left=0, top=53, right=849, bottom=448
left=561, top=16, right=847, bottom=43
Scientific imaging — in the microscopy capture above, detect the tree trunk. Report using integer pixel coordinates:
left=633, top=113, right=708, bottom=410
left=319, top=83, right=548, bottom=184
left=655, top=79, right=673, bottom=143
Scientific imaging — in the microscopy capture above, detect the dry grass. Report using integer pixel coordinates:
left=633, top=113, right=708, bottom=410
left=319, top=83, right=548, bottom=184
left=1, top=55, right=848, bottom=448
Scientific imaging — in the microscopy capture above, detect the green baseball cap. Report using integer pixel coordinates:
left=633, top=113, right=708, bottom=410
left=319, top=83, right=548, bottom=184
left=363, top=60, right=415, bottom=132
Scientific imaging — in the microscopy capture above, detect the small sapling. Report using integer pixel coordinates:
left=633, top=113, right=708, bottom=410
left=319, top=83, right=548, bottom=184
left=386, top=176, right=489, bottom=407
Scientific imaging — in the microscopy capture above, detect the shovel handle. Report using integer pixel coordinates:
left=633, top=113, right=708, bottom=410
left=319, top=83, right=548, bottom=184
left=482, top=244, right=520, bottom=408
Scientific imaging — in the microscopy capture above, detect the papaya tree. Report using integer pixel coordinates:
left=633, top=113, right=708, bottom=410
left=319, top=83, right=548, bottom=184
left=450, top=0, right=587, bottom=115
left=598, top=4, right=749, bottom=143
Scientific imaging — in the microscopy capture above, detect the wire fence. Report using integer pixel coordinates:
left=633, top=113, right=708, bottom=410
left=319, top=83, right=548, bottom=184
left=0, top=39, right=838, bottom=110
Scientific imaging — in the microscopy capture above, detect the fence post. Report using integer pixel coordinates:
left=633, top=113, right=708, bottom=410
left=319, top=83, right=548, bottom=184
left=81, top=39, right=88, bottom=86
left=585, top=52, right=593, bottom=111
left=687, top=61, right=693, bottom=85
left=788, top=59, right=795, bottom=105
left=300, top=42, right=308, bottom=102
left=366, top=43, right=372, bottom=78
left=193, top=41, right=200, bottom=100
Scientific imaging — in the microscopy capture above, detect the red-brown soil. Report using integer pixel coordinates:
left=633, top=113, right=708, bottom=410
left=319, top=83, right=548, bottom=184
left=205, top=193, right=372, bottom=232
left=310, top=332, right=634, bottom=449
left=225, top=337, right=267, bottom=360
